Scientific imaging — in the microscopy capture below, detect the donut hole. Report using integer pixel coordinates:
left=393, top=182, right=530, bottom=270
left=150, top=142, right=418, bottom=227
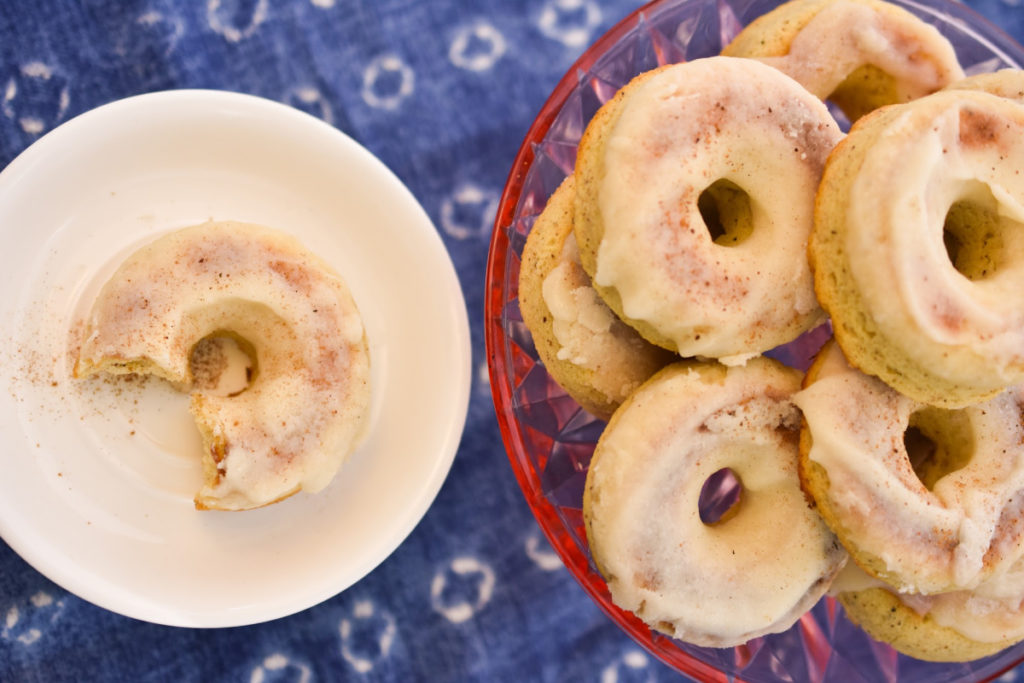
left=905, top=407, right=975, bottom=490
left=697, top=179, right=754, bottom=247
left=189, top=332, right=257, bottom=397
left=698, top=467, right=742, bottom=525
left=826, top=64, right=901, bottom=125
left=943, top=185, right=1013, bottom=281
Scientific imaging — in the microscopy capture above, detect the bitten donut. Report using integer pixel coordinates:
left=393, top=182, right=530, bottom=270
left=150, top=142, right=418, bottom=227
left=583, top=358, right=846, bottom=647
left=722, top=0, right=964, bottom=122
left=574, top=56, right=842, bottom=363
left=518, top=176, right=674, bottom=420
left=75, top=221, right=371, bottom=511
left=795, top=341, right=1024, bottom=595
left=811, top=89, right=1024, bottom=407
left=834, top=562, right=1024, bottom=662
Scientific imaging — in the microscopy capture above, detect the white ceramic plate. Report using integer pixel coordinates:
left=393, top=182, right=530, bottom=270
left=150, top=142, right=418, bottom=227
left=0, top=90, right=471, bottom=627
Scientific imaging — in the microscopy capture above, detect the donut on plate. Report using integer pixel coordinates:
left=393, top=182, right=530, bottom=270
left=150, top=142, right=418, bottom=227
left=573, top=56, right=842, bottom=364
left=722, top=0, right=964, bottom=123
left=518, top=176, right=674, bottom=421
left=584, top=357, right=846, bottom=647
left=795, top=341, right=1024, bottom=595
left=75, top=220, right=371, bottom=511
left=811, top=88, right=1024, bottom=407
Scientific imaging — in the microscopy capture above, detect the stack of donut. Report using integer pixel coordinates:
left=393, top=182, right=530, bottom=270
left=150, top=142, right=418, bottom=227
left=518, top=0, right=1024, bottom=661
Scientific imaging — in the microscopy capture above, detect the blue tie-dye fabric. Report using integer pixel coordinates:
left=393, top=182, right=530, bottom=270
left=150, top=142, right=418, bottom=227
left=2, top=1, right=1024, bottom=682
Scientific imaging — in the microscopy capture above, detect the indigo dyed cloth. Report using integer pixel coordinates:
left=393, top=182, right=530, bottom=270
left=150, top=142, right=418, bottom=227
left=1, top=1, right=1023, bottom=682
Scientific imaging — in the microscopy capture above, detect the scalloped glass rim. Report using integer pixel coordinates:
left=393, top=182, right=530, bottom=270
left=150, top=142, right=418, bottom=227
left=484, top=0, right=1024, bottom=680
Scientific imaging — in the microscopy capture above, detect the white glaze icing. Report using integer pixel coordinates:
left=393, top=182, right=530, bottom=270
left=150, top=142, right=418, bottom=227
left=593, top=56, right=840, bottom=358
left=586, top=359, right=845, bottom=647
left=76, top=221, right=371, bottom=510
left=837, top=559, right=1024, bottom=644
left=758, top=0, right=963, bottom=102
left=843, top=90, right=1024, bottom=391
left=795, top=342, right=1024, bottom=593
left=947, top=69, right=1024, bottom=103
left=541, top=233, right=655, bottom=402
left=923, top=569, right=1024, bottom=643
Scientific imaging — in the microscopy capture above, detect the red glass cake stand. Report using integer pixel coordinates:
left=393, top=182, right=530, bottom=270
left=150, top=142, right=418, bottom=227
left=485, top=0, right=1024, bottom=680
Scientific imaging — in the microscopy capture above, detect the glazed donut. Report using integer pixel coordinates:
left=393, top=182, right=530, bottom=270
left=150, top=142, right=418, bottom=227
left=574, top=56, right=842, bottom=363
left=583, top=358, right=846, bottom=647
left=518, top=176, right=674, bottom=420
left=833, top=561, right=1024, bottom=661
left=795, top=341, right=1024, bottom=594
left=946, top=68, right=1024, bottom=103
left=811, top=89, right=1024, bottom=407
left=722, top=0, right=964, bottom=123
left=75, top=220, right=371, bottom=511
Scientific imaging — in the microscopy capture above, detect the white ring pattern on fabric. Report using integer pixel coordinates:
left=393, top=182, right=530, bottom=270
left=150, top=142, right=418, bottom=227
left=361, top=54, right=415, bottom=110
left=207, top=0, right=269, bottom=43
left=248, top=654, right=313, bottom=683
left=537, top=0, right=603, bottom=48
left=2, top=62, right=69, bottom=136
left=450, top=22, right=508, bottom=72
left=1, top=591, right=65, bottom=647
left=339, top=600, right=397, bottom=673
left=440, top=182, right=499, bottom=240
left=431, top=556, right=496, bottom=623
